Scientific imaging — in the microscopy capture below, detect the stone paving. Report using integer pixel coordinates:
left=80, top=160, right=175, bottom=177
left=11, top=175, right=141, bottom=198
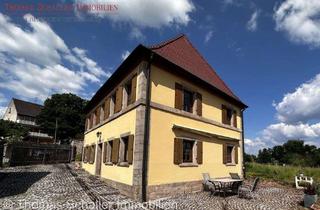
left=0, top=164, right=304, bottom=210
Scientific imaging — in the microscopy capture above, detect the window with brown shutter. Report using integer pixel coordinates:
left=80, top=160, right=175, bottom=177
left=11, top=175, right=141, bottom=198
left=233, top=110, right=237, bottom=128
left=112, top=138, right=120, bottom=164
left=90, top=145, right=96, bottom=164
left=104, top=98, right=110, bottom=119
left=197, top=141, right=203, bottom=164
left=235, top=146, right=238, bottom=164
left=175, top=83, right=183, bottom=110
left=183, top=89, right=194, bottom=113
left=83, top=147, right=87, bottom=163
left=130, top=75, right=137, bottom=104
left=115, top=87, right=123, bottom=113
left=103, top=142, right=107, bottom=164
left=127, top=135, right=134, bottom=164
left=222, top=105, right=233, bottom=126
left=196, top=93, right=202, bottom=116
left=223, top=143, right=238, bottom=165
left=174, top=138, right=182, bottom=164
left=95, top=107, right=100, bottom=125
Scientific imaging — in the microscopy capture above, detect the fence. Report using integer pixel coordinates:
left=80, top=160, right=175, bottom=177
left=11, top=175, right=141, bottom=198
left=4, top=142, right=72, bottom=166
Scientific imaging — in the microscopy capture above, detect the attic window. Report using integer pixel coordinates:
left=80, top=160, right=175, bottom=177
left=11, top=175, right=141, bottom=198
left=8, top=108, right=11, bottom=114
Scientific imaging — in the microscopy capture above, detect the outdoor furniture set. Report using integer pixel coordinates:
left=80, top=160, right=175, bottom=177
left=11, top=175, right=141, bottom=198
left=202, top=173, right=259, bottom=199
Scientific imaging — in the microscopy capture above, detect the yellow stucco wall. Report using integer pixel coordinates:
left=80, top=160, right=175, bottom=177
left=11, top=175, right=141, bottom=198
left=150, top=65, right=242, bottom=127
left=148, top=66, right=242, bottom=185
left=82, top=109, right=136, bottom=185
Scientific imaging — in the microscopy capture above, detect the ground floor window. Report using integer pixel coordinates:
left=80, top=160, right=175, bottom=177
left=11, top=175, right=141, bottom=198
left=174, top=138, right=203, bottom=166
left=182, top=140, right=194, bottom=163
left=223, top=143, right=238, bottom=165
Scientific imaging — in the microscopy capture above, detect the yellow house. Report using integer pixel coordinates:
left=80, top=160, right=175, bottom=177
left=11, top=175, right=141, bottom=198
left=82, top=35, right=247, bottom=201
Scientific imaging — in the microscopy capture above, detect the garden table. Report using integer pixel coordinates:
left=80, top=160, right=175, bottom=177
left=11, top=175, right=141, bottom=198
left=211, top=178, right=243, bottom=197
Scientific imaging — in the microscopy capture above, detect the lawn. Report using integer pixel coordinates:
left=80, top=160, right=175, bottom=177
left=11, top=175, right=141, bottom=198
left=246, top=162, right=320, bottom=186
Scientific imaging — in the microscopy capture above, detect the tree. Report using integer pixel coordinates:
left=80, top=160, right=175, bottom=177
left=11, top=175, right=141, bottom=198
left=0, top=119, right=29, bottom=142
left=36, top=93, right=87, bottom=143
left=257, top=148, right=272, bottom=163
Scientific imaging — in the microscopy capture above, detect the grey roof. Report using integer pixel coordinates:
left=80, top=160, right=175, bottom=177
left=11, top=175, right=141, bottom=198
left=13, top=98, right=43, bottom=117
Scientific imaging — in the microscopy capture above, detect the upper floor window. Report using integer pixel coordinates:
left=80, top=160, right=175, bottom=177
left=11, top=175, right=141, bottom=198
left=125, top=80, right=132, bottom=106
left=183, top=89, right=194, bottom=113
left=175, top=83, right=202, bottom=116
left=222, top=105, right=237, bottom=128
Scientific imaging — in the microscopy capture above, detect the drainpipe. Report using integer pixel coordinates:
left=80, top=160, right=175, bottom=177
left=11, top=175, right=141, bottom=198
left=142, top=52, right=154, bottom=202
left=241, top=109, right=246, bottom=179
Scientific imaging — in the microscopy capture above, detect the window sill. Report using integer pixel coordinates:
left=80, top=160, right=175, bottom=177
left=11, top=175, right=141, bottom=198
left=105, top=162, right=113, bottom=166
left=89, top=162, right=94, bottom=165
left=225, top=163, right=237, bottom=166
left=118, top=162, right=130, bottom=167
left=179, top=163, right=198, bottom=167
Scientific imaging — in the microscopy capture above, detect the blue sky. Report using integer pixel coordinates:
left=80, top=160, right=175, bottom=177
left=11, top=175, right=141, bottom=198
left=0, top=0, right=320, bottom=154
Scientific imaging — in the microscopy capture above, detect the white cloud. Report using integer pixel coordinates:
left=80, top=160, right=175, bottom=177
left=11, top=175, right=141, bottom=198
left=246, top=73, right=320, bottom=154
left=204, top=30, right=213, bottom=43
left=274, top=0, right=320, bottom=47
left=121, top=50, right=130, bottom=61
left=247, top=10, right=259, bottom=32
left=75, top=0, right=195, bottom=28
left=274, top=73, right=320, bottom=123
left=0, top=13, right=110, bottom=102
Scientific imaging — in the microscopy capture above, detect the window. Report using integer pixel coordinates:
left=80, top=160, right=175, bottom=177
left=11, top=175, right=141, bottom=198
left=226, top=145, right=234, bottom=164
left=222, top=105, right=237, bottom=127
left=125, top=80, right=132, bottom=106
left=89, top=145, right=96, bottom=164
left=8, top=108, right=11, bottom=114
left=183, top=89, right=194, bottom=113
left=182, top=140, right=194, bottom=163
left=105, top=141, right=113, bottom=163
left=175, top=83, right=202, bottom=115
left=120, top=136, right=129, bottom=162
left=111, top=93, right=116, bottom=115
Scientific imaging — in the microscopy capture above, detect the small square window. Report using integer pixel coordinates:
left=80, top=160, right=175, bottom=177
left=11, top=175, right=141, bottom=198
left=183, top=89, right=194, bottom=113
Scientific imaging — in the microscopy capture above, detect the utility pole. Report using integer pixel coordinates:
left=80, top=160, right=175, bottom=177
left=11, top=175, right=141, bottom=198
left=54, top=118, right=58, bottom=144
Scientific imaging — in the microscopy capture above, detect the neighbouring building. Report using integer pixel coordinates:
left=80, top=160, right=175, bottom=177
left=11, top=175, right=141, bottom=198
left=2, top=98, right=54, bottom=144
left=82, top=35, right=247, bottom=201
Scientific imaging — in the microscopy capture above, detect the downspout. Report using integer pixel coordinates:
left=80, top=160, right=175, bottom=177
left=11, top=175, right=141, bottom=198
left=142, top=52, right=154, bottom=202
left=241, top=109, right=246, bottom=179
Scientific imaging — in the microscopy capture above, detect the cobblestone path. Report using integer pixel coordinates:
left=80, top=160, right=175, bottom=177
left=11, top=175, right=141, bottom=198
left=0, top=164, right=304, bottom=210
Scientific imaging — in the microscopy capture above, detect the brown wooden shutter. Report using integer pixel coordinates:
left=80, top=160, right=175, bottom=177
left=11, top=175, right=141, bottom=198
left=233, top=110, right=237, bottom=128
left=223, top=143, right=227, bottom=164
left=88, top=146, right=91, bottom=163
left=103, top=143, right=107, bottom=163
left=90, top=113, right=93, bottom=128
left=104, top=98, right=110, bottom=119
left=115, top=87, right=123, bottom=113
left=174, top=138, right=183, bottom=164
left=85, top=118, right=88, bottom=131
left=197, top=141, right=203, bottom=164
left=130, top=75, right=137, bottom=105
left=175, top=83, right=183, bottom=110
left=91, top=145, right=96, bottom=164
left=96, top=107, right=100, bottom=125
left=222, top=105, right=227, bottom=124
left=127, top=135, right=134, bottom=164
left=196, top=93, right=202, bottom=116
left=83, top=147, right=87, bottom=163
left=235, top=145, right=238, bottom=164
left=112, top=138, right=120, bottom=164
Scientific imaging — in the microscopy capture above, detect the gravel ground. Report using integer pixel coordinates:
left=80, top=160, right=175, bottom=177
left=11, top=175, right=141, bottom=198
left=0, top=164, right=304, bottom=210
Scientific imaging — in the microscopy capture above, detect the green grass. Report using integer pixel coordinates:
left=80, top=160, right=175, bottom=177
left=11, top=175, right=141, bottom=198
left=246, top=163, right=320, bottom=186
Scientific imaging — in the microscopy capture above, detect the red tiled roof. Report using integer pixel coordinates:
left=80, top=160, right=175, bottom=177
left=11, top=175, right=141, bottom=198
left=13, top=98, right=43, bottom=117
left=148, top=34, right=240, bottom=102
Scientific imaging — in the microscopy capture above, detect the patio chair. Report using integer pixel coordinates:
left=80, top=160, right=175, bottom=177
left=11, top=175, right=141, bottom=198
left=238, top=177, right=260, bottom=199
left=202, top=173, right=223, bottom=196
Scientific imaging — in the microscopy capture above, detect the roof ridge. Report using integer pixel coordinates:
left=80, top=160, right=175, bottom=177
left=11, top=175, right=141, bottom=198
left=13, top=98, right=43, bottom=107
left=182, top=37, right=239, bottom=99
left=148, top=34, right=185, bottom=49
